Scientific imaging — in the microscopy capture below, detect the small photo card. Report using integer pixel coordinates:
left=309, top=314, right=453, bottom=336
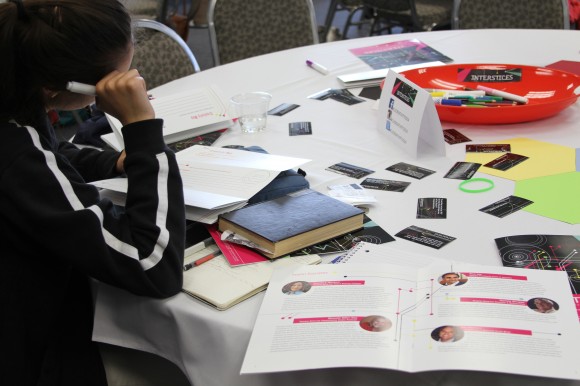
left=326, top=162, right=375, bottom=179
left=329, top=89, right=366, bottom=105
left=443, top=162, right=481, bottom=180
left=268, top=103, right=300, bottom=116
left=443, top=129, right=471, bottom=144
left=417, top=198, right=447, bottom=219
left=484, top=153, right=529, bottom=171
left=395, top=225, right=456, bottom=249
left=386, top=162, right=436, bottom=180
left=308, top=88, right=335, bottom=100
left=466, top=144, right=511, bottom=153
left=289, top=122, right=312, bottom=136
left=361, top=178, right=411, bottom=192
left=479, top=195, right=534, bottom=218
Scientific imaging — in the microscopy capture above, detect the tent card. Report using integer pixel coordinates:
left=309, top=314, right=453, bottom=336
left=268, top=103, right=300, bottom=116
left=466, top=144, right=511, bottom=153
left=417, top=198, right=447, bottom=219
left=326, top=162, right=374, bottom=179
left=484, top=152, right=529, bottom=171
left=378, top=70, right=445, bottom=158
left=289, top=122, right=312, bottom=136
left=361, top=178, right=410, bottom=192
left=479, top=195, right=534, bottom=218
left=443, top=129, right=471, bottom=144
left=395, top=225, right=456, bottom=249
left=386, top=162, right=435, bottom=179
left=443, top=162, right=481, bottom=180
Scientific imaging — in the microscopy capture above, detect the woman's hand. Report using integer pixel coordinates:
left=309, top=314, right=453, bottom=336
left=95, top=69, right=155, bottom=126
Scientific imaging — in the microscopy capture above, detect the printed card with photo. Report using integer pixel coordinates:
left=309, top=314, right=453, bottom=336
left=484, top=153, right=529, bottom=171
left=326, top=162, right=375, bottom=179
left=443, top=129, right=471, bottom=144
left=416, top=198, right=447, bottom=219
left=386, top=162, right=436, bottom=179
left=307, top=88, right=335, bottom=100
left=466, top=144, right=511, bottom=153
left=395, top=225, right=456, bottom=249
left=479, top=195, right=534, bottom=218
left=268, top=103, right=300, bottom=116
left=443, top=162, right=481, bottom=180
left=289, top=122, right=312, bottom=136
left=329, top=89, right=366, bottom=105
left=361, top=178, right=411, bottom=192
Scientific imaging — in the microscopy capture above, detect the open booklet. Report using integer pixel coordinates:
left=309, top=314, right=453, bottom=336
left=102, top=85, right=234, bottom=151
left=241, top=242, right=580, bottom=380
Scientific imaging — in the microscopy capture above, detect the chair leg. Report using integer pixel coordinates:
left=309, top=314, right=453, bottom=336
left=341, top=5, right=368, bottom=39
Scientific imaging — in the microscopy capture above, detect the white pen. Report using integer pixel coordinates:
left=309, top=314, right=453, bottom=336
left=306, top=59, right=329, bottom=75
left=476, top=85, right=528, bottom=104
left=66, top=81, right=96, bottom=96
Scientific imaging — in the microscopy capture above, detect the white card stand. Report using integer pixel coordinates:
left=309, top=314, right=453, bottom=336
left=377, top=70, right=446, bottom=159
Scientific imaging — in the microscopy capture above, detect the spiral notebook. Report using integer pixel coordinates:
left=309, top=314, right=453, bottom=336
left=333, top=241, right=445, bottom=267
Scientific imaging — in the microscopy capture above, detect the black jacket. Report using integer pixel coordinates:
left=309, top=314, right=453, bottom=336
left=0, top=118, right=185, bottom=385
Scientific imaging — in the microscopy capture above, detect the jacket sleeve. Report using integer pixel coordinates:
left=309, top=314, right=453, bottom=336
left=57, top=141, right=122, bottom=182
left=4, top=119, right=185, bottom=298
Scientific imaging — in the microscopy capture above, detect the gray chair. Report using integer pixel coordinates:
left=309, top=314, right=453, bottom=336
left=208, top=0, right=319, bottom=66
left=363, top=0, right=453, bottom=34
left=131, top=19, right=201, bottom=89
left=322, top=0, right=371, bottom=41
left=120, top=0, right=168, bottom=21
left=452, top=0, right=570, bottom=29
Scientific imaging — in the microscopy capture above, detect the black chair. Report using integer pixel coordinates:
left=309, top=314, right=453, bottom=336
left=208, top=0, right=319, bottom=65
left=363, top=0, right=453, bottom=35
left=322, top=0, right=373, bottom=41
left=452, top=0, right=570, bottom=29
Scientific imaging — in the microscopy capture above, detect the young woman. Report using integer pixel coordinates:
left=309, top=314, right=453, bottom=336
left=0, top=1, right=185, bottom=385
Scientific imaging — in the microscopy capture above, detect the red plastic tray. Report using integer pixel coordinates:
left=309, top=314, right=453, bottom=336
left=399, top=63, right=580, bottom=124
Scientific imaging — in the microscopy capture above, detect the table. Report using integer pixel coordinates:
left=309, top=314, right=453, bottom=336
left=93, top=29, right=580, bottom=386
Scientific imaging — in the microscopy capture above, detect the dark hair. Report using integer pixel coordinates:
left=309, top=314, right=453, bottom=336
left=0, top=0, right=132, bottom=126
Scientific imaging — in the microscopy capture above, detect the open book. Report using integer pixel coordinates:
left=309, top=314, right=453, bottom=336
left=241, top=242, right=580, bottom=380
left=182, top=246, right=321, bottom=310
left=103, top=85, right=233, bottom=151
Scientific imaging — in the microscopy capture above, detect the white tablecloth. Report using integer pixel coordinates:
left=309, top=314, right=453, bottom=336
left=93, top=29, right=580, bottom=386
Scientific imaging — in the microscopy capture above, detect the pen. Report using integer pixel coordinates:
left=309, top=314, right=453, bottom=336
left=183, top=251, right=223, bottom=271
left=306, top=60, right=329, bottom=75
left=475, top=85, right=528, bottom=104
left=185, top=236, right=215, bottom=256
left=66, top=81, right=96, bottom=96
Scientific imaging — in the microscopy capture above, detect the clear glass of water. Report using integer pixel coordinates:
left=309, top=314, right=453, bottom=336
left=229, top=92, right=272, bottom=133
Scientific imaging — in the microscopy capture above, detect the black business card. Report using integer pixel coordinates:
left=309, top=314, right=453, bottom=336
left=361, top=178, right=410, bottom=192
left=466, top=144, right=511, bottom=153
left=386, top=162, right=436, bottom=180
left=417, top=198, right=447, bottom=219
left=443, top=129, right=471, bottom=144
left=479, top=195, right=534, bottom=218
left=289, top=122, right=312, bottom=136
left=484, top=153, right=529, bottom=171
left=268, top=103, right=300, bottom=116
left=395, top=225, right=456, bottom=249
left=329, top=90, right=366, bottom=105
left=444, top=162, right=481, bottom=180
left=326, top=162, right=375, bottom=179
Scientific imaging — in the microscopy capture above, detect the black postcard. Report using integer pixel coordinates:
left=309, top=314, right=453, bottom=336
left=443, top=129, right=471, bottom=144
left=268, top=103, right=300, bottom=116
left=326, top=162, right=375, bottom=179
left=329, top=90, right=366, bottom=105
left=395, top=225, right=456, bottom=249
left=417, top=198, right=447, bottom=219
left=479, top=195, right=534, bottom=218
left=466, top=144, right=511, bottom=153
left=361, top=178, right=410, bottom=192
left=289, top=122, right=312, bottom=136
left=386, top=162, right=436, bottom=180
left=443, top=162, right=481, bottom=180
left=484, top=153, right=529, bottom=171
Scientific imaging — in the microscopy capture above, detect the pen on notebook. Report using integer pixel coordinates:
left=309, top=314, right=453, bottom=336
left=185, top=236, right=214, bottom=256
left=183, top=251, right=223, bottom=271
left=306, top=60, right=329, bottom=75
left=66, top=81, right=96, bottom=96
left=475, top=85, right=528, bottom=104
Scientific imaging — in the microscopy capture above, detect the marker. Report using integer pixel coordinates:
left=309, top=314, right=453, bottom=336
left=475, top=85, right=528, bottom=104
left=185, top=236, right=214, bottom=256
left=183, top=251, right=223, bottom=271
left=66, top=81, right=96, bottom=96
left=426, top=89, right=486, bottom=97
left=306, top=60, right=329, bottom=75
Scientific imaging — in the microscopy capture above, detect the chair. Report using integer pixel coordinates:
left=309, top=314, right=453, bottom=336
left=208, top=0, right=319, bottom=66
left=131, top=19, right=201, bottom=90
left=120, top=0, right=167, bottom=21
left=322, top=0, right=372, bottom=41
left=452, top=0, right=570, bottom=29
left=363, top=0, right=453, bottom=34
